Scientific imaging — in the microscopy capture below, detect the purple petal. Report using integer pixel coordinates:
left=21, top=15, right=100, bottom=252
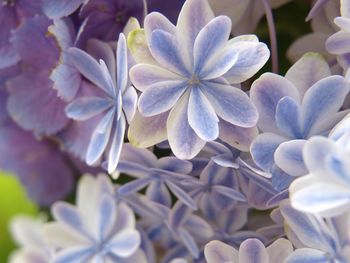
left=43, top=0, right=85, bottom=18
left=166, top=181, right=197, bottom=209
left=326, top=31, right=350, bottom=55
left=239, top=239, right=268, bottom=263
left=157, top=157, right=193, bottom=174
left=146, top=181, right=172, bottom=206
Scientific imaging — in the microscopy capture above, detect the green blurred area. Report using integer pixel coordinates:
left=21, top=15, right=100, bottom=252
left=0, top=172, right=38, bottom=262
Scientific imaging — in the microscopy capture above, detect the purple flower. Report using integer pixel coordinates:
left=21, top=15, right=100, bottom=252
left=129, top=0, right=269, bottom=159
left=65, top=33, right=137, bottom=173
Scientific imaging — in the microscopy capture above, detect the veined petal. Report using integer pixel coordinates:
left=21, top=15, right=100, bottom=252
left=128, top=111, right=168, bottom=148
left=86, top=109, right=115, bottom=165
left=98, top=195, right=117, bottom=240
left=52, top=202, right=86, bottom=234
left=193, top=16, right=232, bottom=75
left=65, top=97, right=112, bottom=121
left=223, top=41, right=270, bottom=83
left=109, top=229, right=141, bottom=258
left=107, top=114, right=126, bottom=174
left=130, top=64, right=182, bottom=92
left=52, top=246, right=93, bottom=263
left=285, top=53, right=331, bottom=97
left=167, top=91, right=206, bottom=159
left=188, top=86, right=219, bottom=141
left=122, top=86, right=138, bottom=123
left=274, top=140, right=307, bottom=177
left=250, top=133, right=287, bottom=171
left=68, top=48, right=115, bottom=96
left=204, top=240, right=238, bottom=263
left=138, top=80, right=188, bottom=116
left=301, top=75, right=349, bottom=137
left=285, top=248, right=328, bottom=263
left=201, top=81, right=258, bottom=128
left=250, top=73, right=300, bottom=133
left=117, top=34, right=128, bottom=94
left=150, top=29, right=191, bottom=76
left=144, top=12, right=176, bottom=43
left=176, top=0, right=215, bottom=57
left=157, top=157, right=193, bottom=174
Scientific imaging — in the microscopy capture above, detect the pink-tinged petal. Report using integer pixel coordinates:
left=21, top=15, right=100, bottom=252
left=326, top=31, right=350, bottom=55
left=287, top=33, right=331, bottom=62
left=130, top=64, right=182, bottom=92
left=250, top=73, right=300, bottom=133
left=204, top=240, right=238, bottom=263
left=144, top=12, right=176, bottom=43
left=218, top=120, right=258, bottom=151
left=223, top=41, right=270, bottom=83
left=43, top=0, right=85, bottom=18
left=167, top=91, right=206, bottom=159
left=86, top=109, right=115, bottom=165
left=193, top=16, right=232, bottom=75
left=201, top=81, right=258, bottom=128
left=68, top=48, right=115, bottom=96
left=107, top=115, right=126, bottom=173
left=274, top=140, right=308, bottom=177
left=128, top=111, right=168, bottom=148
left=285, top=53, right=331, bottom=97
left=250, top=133, right=287, bottom=171
left=150, top=29, right=191, bottom=76
left=188, top=86, right=219, bottom=141
left=7, top=70, right=68, bottom=135
left=176, top=0, right=215, bottom=58
left=301, top=75, right=349, bottom=137
left=138, top=80, right=188, bottom=116
left=239, top=239, right=269, bottom=263
left=11, top=15, right=59, bottom=69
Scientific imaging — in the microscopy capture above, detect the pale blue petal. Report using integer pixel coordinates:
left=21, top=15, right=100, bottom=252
left=185, top=215, right=214, bottom=239
left=250, top=133, right=287, bottom=171
left=212, top=185, right=246, bottom=202
left=144, top=12, right=176, bottom=43
left=204, top=240, right=237, bottom=263
left=109, top=229, right=141, bottom=258
left=116, top=34, right=128, bottom=94
left=138, top=80, right=187, bottom=116
left=52, top=202, right=85, bottom=234
left=167, top=91, right=206, bottom=159
left=65, top=97, right=111, bottom=121
left=224, top=41, right=270, bottom=83
left=107, top=114, right=126, bottom=173
left=301, top=75, right=349, bottom=136
left=193, top=16, right=231, bottom=75
left=157, top=157, right=193, bottom=174
left=166, top=181, right=197, bottom=210
left=0, top=45, right=20, bottom=69
left=250, top=73, right=300, bottom=133
left=52, top=246, right=93, bottom=263
left=118, top=178, right=152, bottom=195
left=68, top=48, right=115, bottom=96
left=326, top=31, right=350, bottom=55
left=285, top=248, right=328, bottom=263
left=43, top=0, right=85, bottom=18
left=271, top=165, right=294, bottom=191
left=150, top=29, right=191, bottom=76
left=275, top=97, right=302, bottom=138
left=325, top=153, right=350, bottom=186
left=86, top=109, right=115, bottom=165
left=98, top=195, right=116, bottom=240
left=201, top=81, right=258, bottom=127
left=188, top=86, right=219, bottom=141
left=178, top=228, right=199, bottom=257
left=238, top=239, right=268, bottom=263
left=146, top=181, right=172, bottom=207
left=274, top=140, right=307, bottom=176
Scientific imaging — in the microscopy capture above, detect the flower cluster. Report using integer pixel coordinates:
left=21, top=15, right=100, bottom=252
left=2, top=0, right=350, bottom=262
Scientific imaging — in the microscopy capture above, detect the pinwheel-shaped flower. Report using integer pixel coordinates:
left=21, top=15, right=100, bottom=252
left=204, top=238, right=292, bottom=263
left=44, top=174, right=146, bottom=263
left=66, top=33, right=137, bottom=173
left=129, top=0, right=269, bottom=159
left=250, top=53, right=349, bottom=191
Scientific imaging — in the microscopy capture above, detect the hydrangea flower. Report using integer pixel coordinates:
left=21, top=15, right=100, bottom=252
left=44, top=174, right=146, bottom=263
left=204, top=238, right=293, bottom=263
left=280, top=200, right=350, bottom=262
left=116, top=143, right=197, bottom=209
left=65, top=33, right=137, bottom=173
left=9, top=215, right=51, bottom=263
left=129, top=0, right=269, bottom=159
left=250, top=52, right=349, bottom=190
left=290, top=113, right=350, bottom=217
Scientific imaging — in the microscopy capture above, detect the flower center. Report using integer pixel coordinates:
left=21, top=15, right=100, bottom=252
left=188, top=74, right=200, bottom=86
